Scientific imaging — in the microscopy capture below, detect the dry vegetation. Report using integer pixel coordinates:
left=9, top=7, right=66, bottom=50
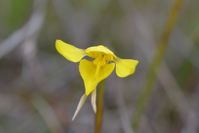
left=0, top=0, right=199, bottom=133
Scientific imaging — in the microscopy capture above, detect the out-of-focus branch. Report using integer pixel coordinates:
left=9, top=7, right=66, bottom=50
left=0, top=1, right=65, bottom=132
left=0, top=0, right=47, bottom=59
left=32, top=94, right=64, bottom=133
left=133, top=17, right=198, bottom=133
left=117, top=0, right=198, bottom=132
left=126, top=2, right=198, bottom=133
left=132, top=0, right=184, bottom=130
left=20, top=0, right=47, bottom=89
left=158, top=64, right=198, bottom=133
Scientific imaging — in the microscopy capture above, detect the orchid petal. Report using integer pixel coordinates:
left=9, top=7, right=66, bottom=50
left=55, top=40, right=85, bottom=62
left=115, top=58, right=139, bottom=78
left=79, top=59, right=115, bottom=95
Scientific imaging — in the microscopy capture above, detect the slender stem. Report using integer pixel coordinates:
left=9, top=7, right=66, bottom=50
left=95, top=80, right=105, bottom=133
left=132, top=0, right=184, bottom=130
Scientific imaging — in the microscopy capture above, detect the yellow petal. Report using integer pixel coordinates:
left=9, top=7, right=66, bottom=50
left=85, top=45, right=116, bottom=58
left=79, top=59, right=115, bottom=96
left=55, top=40, right=85, bottom=62
left=115, top=58, right=139, bottom=78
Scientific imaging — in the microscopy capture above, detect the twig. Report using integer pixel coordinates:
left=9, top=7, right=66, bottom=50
left=159, top=64, right=198, bottom=133
left=31, top=94, right=64, bottom=133
left=133, top=16, right=198, bottom=133
left=129, top=3, right=198, bottom=133
left=0, top=0, right=47, bottom=59
left=132, top=0, right=184, bottom=130
left=20, top=0, right=47, bottom=90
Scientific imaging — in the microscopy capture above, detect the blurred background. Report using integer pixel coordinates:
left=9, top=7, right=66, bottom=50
left=0, top=0, right=199, bottom=133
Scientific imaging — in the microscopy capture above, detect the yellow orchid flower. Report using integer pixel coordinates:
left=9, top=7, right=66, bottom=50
left=55, top=40, right=139, bottom=120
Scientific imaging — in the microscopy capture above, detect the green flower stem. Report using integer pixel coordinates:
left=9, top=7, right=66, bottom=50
left=132, top=0, right=184, bottom=130
left=95, top=80, right=105, bottom=133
